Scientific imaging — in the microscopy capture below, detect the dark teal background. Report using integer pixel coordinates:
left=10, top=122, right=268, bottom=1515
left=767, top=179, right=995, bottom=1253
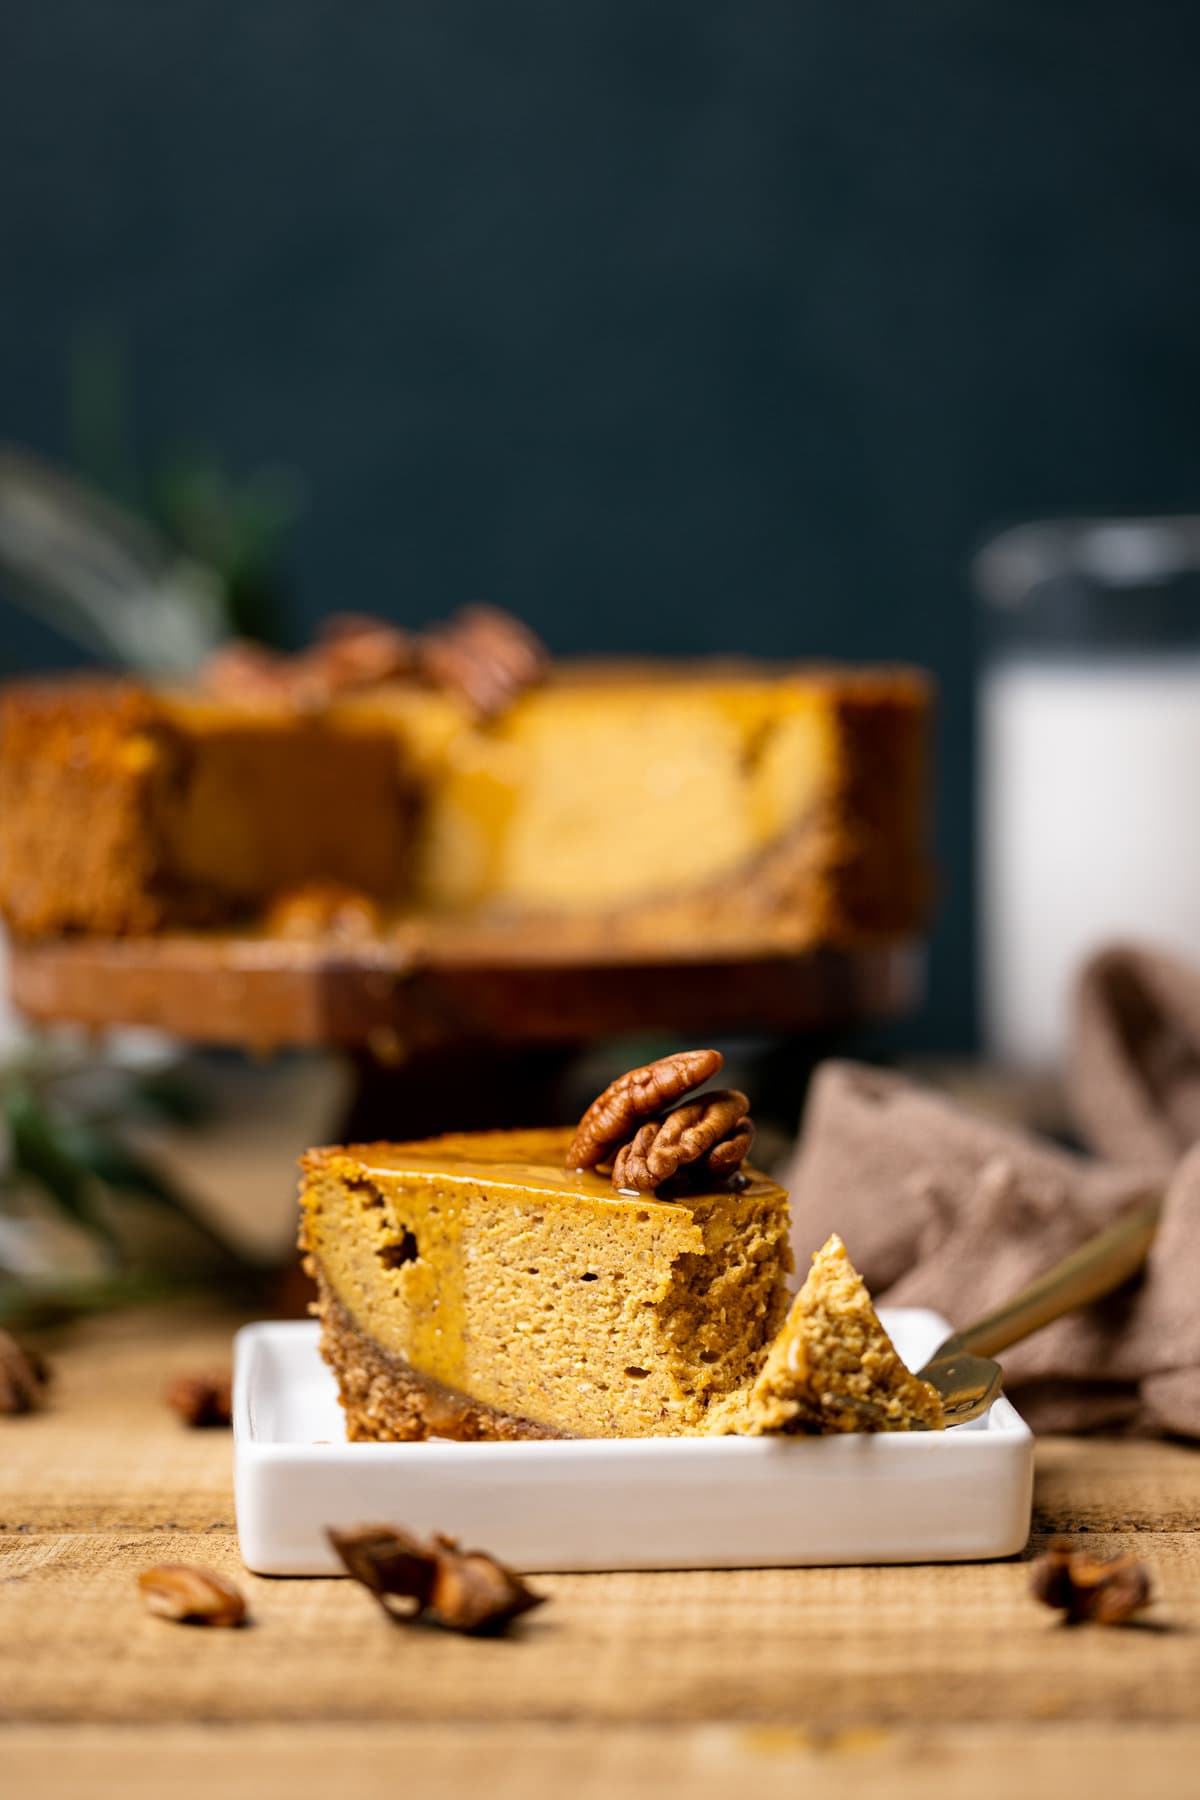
left=3, top=3, right=1200, bottom=1048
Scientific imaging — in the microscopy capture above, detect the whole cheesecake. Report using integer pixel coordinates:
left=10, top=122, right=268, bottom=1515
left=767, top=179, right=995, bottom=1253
left=0, top=651, right=931, bottom=954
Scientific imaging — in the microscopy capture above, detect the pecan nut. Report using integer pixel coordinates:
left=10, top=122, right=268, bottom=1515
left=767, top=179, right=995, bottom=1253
left=138, top=1564, right=247, bottom=1627
left=0, top=1328, right=51, bottom=1415
left=164, top=1372, right=233, bottom=1429
left=203, top=616, right=413, bottom=708
left=566, top=1049, right=724, bottom=1171
left=313, top=613, right=415, bottom=688
left=1029, top=1541, right=1152, bottom=1625
left=200, top=640, right=294, bottom=703
left=418, top=605, right=548, bottom=721
left=327, top=1523, right=545, bottom=1635
left=203, top=605, right=545, bottom=720
left=611, top=1091, right=753, bottom=1193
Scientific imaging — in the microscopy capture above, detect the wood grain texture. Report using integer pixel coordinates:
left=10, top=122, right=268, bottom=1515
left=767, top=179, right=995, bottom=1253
left=1, top=1304, right=1198, bottom=1798
left=5, top=1724, right=1200, bottom=1800
left=9, top=933, right=922, bottom=1051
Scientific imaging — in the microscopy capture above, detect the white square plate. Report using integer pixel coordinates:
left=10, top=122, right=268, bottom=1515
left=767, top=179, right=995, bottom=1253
left=234, top=1313, right=1033, bottom=1574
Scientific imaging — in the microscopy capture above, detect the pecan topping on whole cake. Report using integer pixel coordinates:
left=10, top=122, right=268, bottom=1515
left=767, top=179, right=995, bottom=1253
left=200, top=639, right=297, bottom=703
left=201, top=604, right=546, bottom=720
left=306, top=614, right=416, bottom=691
left=418, top=604, right=548, bottom=722
left=567, top=1049, right=754, bottom=1195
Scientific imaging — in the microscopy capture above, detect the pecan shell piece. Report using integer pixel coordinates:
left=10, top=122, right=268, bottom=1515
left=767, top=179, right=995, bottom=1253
left=566, top=1049, right=724, bottom=1171
left=0, top=1328, right=51, bottom=1415
left=327, top=1523, right=545, bottom=1634
left=1029, top=1541, right=1152, bottom=1625
left=138, top=1564, right=247, bottom=1627
left=611, top=1091, right=752, bottom=1192
left=164, top=1371, right=233, bottom=1429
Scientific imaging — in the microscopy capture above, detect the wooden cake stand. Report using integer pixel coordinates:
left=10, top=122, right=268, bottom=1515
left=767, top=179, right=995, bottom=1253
left=9, top=929, right=923, bottom=1137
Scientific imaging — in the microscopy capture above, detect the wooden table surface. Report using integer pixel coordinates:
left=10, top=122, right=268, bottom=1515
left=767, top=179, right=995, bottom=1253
left=2, top=1302, right=1198, bottom=1800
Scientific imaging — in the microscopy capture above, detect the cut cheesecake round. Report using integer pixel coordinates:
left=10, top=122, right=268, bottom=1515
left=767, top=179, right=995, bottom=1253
left=0, top=662, right=930, bottom=954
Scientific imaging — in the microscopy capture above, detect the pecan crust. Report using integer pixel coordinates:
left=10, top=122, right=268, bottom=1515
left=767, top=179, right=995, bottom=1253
left=0, top=1328, right=51, bottom=1415
left=566, top=1049, right=724, bottom=1171
left=328, top=1523, right=545, bottom=1634
left=611, top=1090, right=753, bottom=1193
left=1029, top=1541, right=1152, bottom=1625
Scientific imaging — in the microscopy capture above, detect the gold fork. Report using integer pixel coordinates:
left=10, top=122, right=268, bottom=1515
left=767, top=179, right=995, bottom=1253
left=914, top=1192, right=1163, bottom=1425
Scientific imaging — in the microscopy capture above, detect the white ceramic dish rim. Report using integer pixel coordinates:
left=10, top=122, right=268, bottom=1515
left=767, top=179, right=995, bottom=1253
left=233, top=1314, right=1034, bottom=1572
left=234, top=1313, right=1031, bottom=1459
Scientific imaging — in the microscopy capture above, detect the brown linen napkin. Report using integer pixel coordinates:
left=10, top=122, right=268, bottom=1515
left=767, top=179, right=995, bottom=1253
left=786, top=1060, right=1200, bottom=1437
left=1068, top=941, right=1200, bottom=1169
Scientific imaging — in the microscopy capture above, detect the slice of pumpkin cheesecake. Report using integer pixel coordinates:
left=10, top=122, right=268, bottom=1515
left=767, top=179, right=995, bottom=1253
left=300, top=1125, right=794, bottom=1441
left=299, top=1051, right=943, bottom=1440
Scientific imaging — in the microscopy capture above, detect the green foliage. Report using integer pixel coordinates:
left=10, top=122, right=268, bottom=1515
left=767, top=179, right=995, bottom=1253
left=0, top=1044, right=249, bottom=1327
left=148, top=448, right=303, bottom=648
left=4, top=1083, right=124, bottom=1261
left=0, top=330, right=302, bottom=675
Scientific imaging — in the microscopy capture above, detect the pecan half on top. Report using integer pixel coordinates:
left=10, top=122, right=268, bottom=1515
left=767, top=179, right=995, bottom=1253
left=566, top=1049, right=724, bottom=1171
left=567, top=1049, right=755, bottom=1196
left=611, top=1090, right=753, bottom=1194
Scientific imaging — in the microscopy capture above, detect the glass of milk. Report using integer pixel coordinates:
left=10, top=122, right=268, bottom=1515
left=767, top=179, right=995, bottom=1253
left=976, top=516, right=1200, bottom=1068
